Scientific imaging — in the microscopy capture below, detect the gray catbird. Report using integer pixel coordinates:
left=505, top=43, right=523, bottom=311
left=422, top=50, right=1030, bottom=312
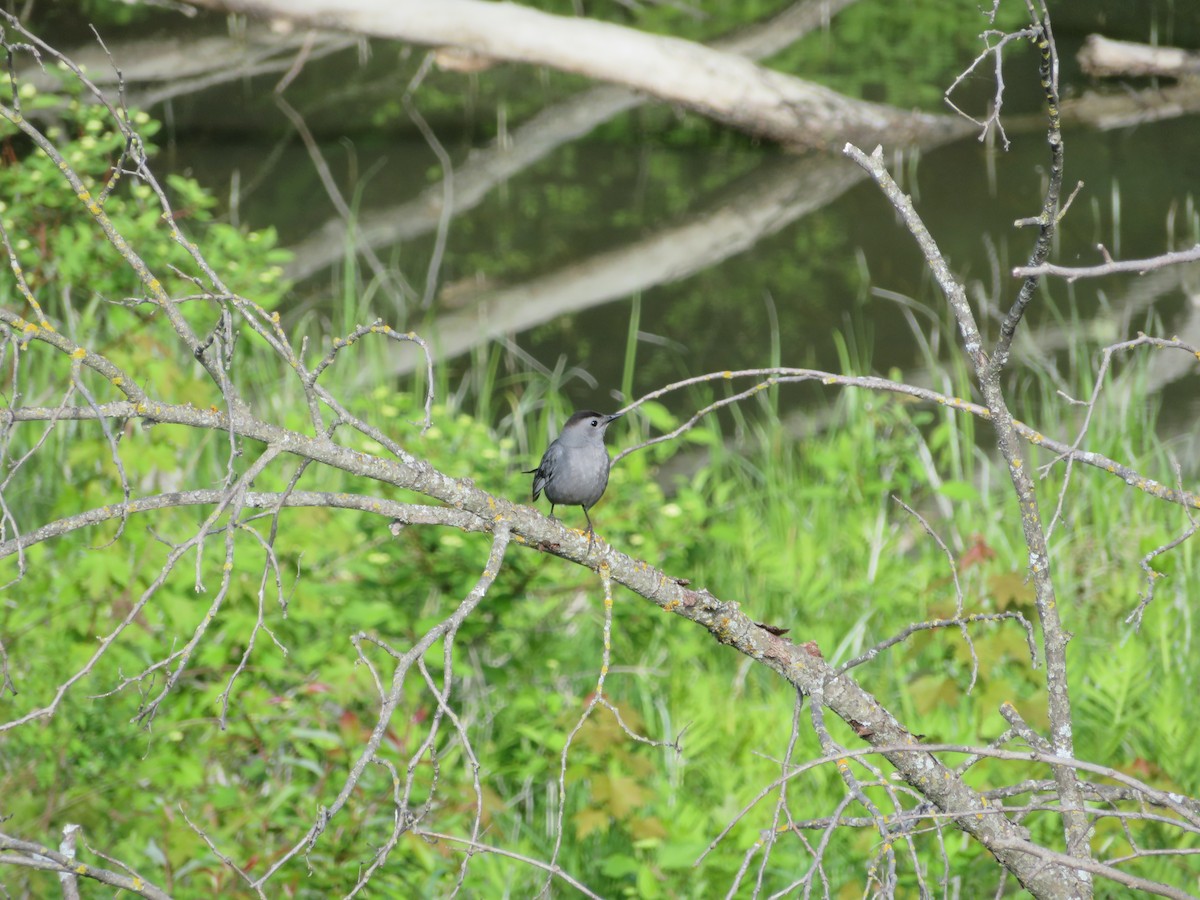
left=527, top=410, right=622, bottom=539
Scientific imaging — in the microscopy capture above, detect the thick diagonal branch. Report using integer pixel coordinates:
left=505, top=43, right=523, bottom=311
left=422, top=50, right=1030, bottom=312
left=0, top=394, right=1089, bottom=897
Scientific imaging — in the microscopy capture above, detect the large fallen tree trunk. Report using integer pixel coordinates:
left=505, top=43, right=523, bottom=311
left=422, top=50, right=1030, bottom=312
left=282, top=0, right=864, bottom=282
left=1079, top=34, right=1200, bottom=80
left=22, top=25, right=359, bottom=110
left=182, top=0, right=972, bottom=150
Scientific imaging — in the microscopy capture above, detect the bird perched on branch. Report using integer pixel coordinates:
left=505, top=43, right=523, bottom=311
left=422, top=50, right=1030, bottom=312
left=527, top=410, right=622, bottom=544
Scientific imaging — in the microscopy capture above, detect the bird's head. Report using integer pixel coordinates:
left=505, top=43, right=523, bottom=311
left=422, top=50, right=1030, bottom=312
left=559, top=409, right=622, bottom=446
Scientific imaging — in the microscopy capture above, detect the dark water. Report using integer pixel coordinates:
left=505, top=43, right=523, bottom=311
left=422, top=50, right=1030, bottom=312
left=47, top=5, right=1200, bottom=459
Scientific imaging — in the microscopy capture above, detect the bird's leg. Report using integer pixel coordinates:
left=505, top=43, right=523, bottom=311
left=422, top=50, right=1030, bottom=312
left=549, top=503, right=557, bottom=521
left=582, top=505, right=595, bottom=556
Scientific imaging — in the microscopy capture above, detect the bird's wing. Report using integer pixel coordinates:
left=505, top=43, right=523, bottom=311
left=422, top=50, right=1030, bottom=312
left=530, top=441, right=562, bottom=500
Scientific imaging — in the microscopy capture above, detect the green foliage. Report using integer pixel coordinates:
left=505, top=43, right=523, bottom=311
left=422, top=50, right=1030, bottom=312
left=0, top=67, right=290, bottom=342
left=45, top=1, right=157, bottom=29
left=774, top=0, right=1029, bottom=109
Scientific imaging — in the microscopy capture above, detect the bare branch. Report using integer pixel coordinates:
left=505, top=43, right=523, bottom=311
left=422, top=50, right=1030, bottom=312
left=1014, top=243, right=1200, bottom=280
left=0, top=829, right=172, bottom=900
left=992, top=18, right=1065, bottom=374
left=836, top=611, right=1037, bottom=677
left=943, top=27, right=1038, bottom=148
left=1126, top=461, right=1199, bottom=629
left=1042, top=333, right=1200, bottom=541
left=844, top=134, right=1091, bottom=887
left=248, top=524, right=512, bottom=890
left=0, top=489, right=485, bottom=561
left=412, top=830, right=605, bottom=899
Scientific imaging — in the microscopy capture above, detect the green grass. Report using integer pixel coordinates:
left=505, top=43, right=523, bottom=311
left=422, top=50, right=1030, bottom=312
left=6, top=296, right=1199, bottom=896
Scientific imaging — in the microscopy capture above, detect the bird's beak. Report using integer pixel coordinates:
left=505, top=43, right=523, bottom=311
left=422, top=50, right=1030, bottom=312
left=606, top=412, right=624, bottom=423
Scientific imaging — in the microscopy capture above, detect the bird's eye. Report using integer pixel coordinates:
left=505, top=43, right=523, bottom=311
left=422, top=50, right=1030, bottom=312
left=590, top=419, right=599, bottom=426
